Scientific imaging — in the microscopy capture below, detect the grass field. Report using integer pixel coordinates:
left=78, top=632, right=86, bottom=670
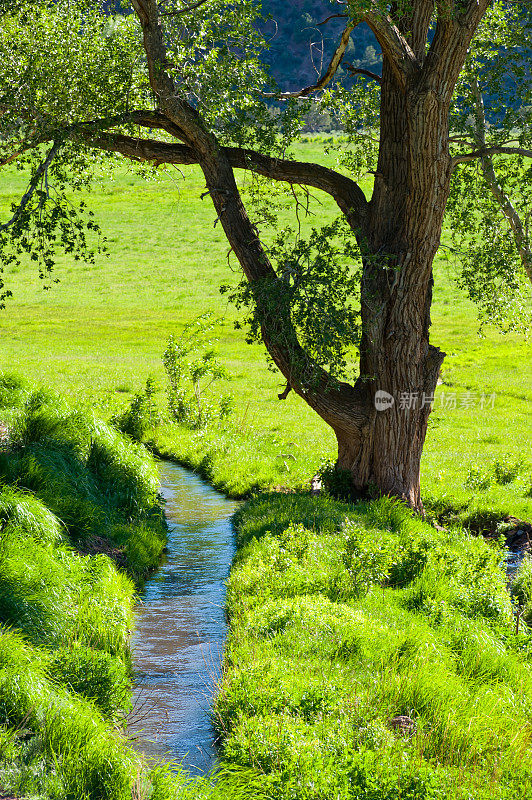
left=1, top=138, right=531, bottom=799
left=0, top=138, right=530, bottom=520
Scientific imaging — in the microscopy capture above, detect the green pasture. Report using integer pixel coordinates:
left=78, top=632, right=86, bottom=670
left=0, top=138, right=530, bottom=519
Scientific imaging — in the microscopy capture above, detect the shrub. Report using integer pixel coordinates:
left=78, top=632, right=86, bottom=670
left=163, top=315, right=232, bottom=429
left=492, top=454, right=523, bottom=485
left=112, top=376, right=159, bottom=442
left=318, top=458, right=353, bottom=500
left=464, top=464, right=492, bottom=491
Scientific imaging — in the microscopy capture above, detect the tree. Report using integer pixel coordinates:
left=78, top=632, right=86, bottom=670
left=0, top=0, right=530, bottom=512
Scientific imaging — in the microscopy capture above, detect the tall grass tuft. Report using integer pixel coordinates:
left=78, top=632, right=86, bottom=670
left=0, top=376, right=164, bottom=579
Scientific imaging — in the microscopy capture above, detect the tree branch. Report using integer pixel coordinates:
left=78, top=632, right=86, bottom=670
left=424, top=0, right=491, bottom=98
left=460, top=0, right=492, bottom=29
left=159, top=0, right=210, bottom=16
left=261, top=23, right=355, bottom=99
left=0, top=140, right=61, bottom=231
left=80, top=132, right=369, bottom=230
left=452, top=145, right=532, bottom=168
left=409, top=1, right=436, bottom=60
left=357, top=5, right=418, bottom=87
left=128, top=0, right=371, bottom=421
left=316, top=13, right=348, bottom=26
left=343, top=63, right=382, bottom=84
left=455, top=79, right=532, bottom=283
left=0, top=105, right=189, bottom=142
left=130, top=0, right=214, bottom=157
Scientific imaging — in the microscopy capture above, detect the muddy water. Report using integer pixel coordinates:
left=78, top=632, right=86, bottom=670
left=128, top=461, right=237, bottom=774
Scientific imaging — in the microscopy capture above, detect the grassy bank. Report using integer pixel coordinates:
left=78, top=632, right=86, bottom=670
left=216, top=492, right=532, bottom=800
left=0, top=374, right=157, bottom=797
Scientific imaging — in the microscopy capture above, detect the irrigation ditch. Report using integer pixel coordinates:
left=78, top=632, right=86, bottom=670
left=127, top=461, right=237, bottom=775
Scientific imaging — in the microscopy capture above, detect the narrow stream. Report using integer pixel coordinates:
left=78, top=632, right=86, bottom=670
left=128, top=461, right=237, bottom=775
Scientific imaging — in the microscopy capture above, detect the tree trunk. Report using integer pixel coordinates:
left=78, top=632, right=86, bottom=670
left=322, top=62, right=451, bottom=511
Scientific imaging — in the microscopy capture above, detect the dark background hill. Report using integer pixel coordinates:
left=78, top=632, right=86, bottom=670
left=260, top=1, right=380, bottom=90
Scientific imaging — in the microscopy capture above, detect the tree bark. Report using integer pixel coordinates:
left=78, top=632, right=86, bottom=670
left=330, top=58, right=452, bottom=510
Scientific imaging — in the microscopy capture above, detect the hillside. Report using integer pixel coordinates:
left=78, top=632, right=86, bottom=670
left=260, top=1, right=379, bottom=89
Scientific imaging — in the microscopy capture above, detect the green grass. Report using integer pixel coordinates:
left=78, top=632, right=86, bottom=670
left=217, top=492, right=532, bottom=799
left=0, top=374, right=166, bottom=581
left=0, top=137, right=531, bottom=798
left=0, top=138, right=530, bottom=519
left=0, top=378, right=149, bottom=797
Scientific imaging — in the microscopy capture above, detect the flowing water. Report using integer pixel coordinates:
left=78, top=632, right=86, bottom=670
left=128, top=461, right=237, bottom=774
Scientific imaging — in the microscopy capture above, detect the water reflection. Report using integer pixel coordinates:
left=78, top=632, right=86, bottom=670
left=128, top=461, right=237, bottom=774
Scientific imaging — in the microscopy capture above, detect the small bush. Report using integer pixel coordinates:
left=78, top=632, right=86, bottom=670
left=163, top=315, right=232, bottom=429
left=464, top=455, right=523, bottom=491
left=492, top=454, right=523, bottom=485
left=318, top=458, right=353, bottom=500
left=464, top=464, right=492, bottom=491
left=112, top=376, right=159, bottom=442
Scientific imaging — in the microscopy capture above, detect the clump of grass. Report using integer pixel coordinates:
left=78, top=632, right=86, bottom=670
left=464, top=454, right=524, bottom=492
left=513, top=555, right=532, bottom=621
left=464, top=463, right=492, bottom=491
left=492, top=454, right=523, bottom=485
left=47, top=644, right=131, bottom=721
left=0, top=375, right=165, bottom=579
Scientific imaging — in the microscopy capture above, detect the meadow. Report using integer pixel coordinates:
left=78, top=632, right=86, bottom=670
left=0, top=138, right=531, bottom=799
left=0, top=138, right=530, bottom=522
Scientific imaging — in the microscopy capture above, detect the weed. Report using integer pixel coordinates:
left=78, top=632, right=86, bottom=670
left=464, top=464, right=492, bottom=491
left=492, top=454, right=523, bottom=485
left=113, top=376, right=159, bottom=442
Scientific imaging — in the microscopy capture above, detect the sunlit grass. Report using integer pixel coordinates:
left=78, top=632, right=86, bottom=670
left=217, top=492, right=532, bottom=799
